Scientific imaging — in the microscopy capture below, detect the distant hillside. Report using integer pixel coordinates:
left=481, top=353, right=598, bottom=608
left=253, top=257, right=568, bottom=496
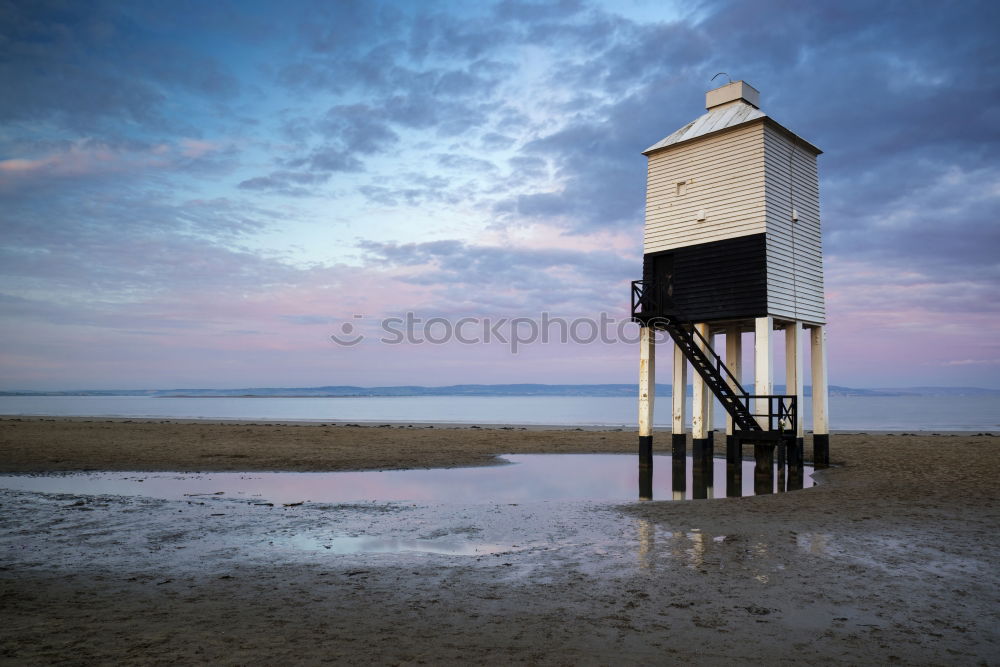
left=870, top=386, right=1000, bottom=396
left=3, top=384, right=998, bottom=398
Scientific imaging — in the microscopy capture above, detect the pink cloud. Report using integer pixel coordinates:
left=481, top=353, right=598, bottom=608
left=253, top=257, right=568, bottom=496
left=0, top=138, right=225, bottom=192
left=936, top=359, right=1000, bottom=367
left=477, top=222, right=639, bottom=256
left=179, top=138, right=220, bottom=158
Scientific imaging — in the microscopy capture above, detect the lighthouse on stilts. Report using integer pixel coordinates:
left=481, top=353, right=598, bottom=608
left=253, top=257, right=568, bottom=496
left=633, top=80, right=830, bottom=498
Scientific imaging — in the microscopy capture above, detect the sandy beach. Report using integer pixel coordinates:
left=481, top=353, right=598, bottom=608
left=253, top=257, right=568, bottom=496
left=1, top=418, right=997, bottom=664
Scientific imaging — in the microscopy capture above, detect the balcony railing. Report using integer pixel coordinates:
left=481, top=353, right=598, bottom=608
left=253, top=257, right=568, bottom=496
left=743, top=394, right=797, bottom=433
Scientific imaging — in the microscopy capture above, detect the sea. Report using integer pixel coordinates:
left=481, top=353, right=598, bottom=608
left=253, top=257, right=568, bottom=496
left=1, top=395, right=998, bottom=431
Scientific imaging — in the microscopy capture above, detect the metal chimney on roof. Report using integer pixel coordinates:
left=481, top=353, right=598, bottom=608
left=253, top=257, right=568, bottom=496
left=705, top=80, right=760, bottom=110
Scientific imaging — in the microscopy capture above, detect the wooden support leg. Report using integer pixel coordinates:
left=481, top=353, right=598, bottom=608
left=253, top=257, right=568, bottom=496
left=706, top=329, right=715, bottom=461
left=671, top=332, right=687, bottom=500
left=782, top=320, right=803, bottom=494
left=638, top=326, right=655, bottom=469
left=726, top=433, right=742, bottom=498
left=691, top=322, right=710, bottom=499
left=692, top=432, right=706, bottom=500
left=755, top=317, right=774, bottom=429
left=810, top=325, right=830, bottom=468
left=724, top=327, right=743, bottom=485
left=704, top=430, right=715, bottom=499
left=671, top=339, right=687, bottom=493
left=786, top=321, right=805, bottom=439
left=704, top=329, right=715, bottom=498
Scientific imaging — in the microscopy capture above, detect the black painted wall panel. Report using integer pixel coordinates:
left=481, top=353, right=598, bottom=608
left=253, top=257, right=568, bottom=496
left=642, top=233, right=768, bottom=322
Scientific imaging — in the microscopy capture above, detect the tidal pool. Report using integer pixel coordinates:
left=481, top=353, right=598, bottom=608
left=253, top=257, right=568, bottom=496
left=0, top=453, right=812, bottom=504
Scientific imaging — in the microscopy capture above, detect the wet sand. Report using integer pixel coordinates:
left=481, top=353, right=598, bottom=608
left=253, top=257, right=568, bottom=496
left=1, top=418, right=998, bottom=664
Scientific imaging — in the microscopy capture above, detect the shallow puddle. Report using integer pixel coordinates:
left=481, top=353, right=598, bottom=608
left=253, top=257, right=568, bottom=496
left=285, top=534, right=513, bottom=555
left=0, top=454, right=812, bottom=504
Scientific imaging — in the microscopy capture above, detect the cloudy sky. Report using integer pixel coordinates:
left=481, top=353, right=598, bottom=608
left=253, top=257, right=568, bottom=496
left=2, top=0, right=998, bottom=390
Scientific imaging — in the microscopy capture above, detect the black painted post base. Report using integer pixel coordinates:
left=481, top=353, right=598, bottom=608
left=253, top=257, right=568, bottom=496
left=726, top=434, right=741, bottom=498
left=671, top=433, right=686, bottom=496
left=692, top=437, right=709, bottom=499
left=639, top=435, right=653, bottom=466
left=776, top=438, right=787, bottom=493
left=789, top=437, right=804, bottom=468
left=638, top=435, right=653, bottom=501
left=787, top=436, right=804, bottom=491
left=753, top=443, right=774, bottom=495
left=692, top=438, right=706, bottom=471
left=670, top=433, right=687, bottom=499
left=638, top=463, right=653, bottom=501
left=703, top=433, right=714, bottom=496
left=671, top=433, right=686, bottom=460
left=813, top=433, right=830, bottom=469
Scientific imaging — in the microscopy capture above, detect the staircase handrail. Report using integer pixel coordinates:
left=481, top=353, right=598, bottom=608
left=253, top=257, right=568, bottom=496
left=631, top=280, right=748, bottom=402
left=686, top=320, right=750, bottom=403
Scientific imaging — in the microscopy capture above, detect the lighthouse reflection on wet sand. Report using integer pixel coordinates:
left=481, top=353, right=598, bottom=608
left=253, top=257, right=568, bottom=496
left=633, top=79, right=830, bottom=500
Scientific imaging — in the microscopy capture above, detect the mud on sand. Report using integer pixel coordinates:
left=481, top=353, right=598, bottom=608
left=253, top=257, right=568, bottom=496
left=0, top=418, right=997, bottom=664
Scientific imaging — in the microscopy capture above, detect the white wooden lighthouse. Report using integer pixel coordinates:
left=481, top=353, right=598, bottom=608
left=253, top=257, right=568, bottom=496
left=634, top=80, right=830, bottom=494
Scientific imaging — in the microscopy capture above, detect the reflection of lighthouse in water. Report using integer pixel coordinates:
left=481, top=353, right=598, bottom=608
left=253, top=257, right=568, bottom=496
left=636, top=453, right=813, bottom=500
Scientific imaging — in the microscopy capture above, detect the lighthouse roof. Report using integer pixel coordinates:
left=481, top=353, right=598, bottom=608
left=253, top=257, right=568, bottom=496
left=642, top=82, right=822, bottom=156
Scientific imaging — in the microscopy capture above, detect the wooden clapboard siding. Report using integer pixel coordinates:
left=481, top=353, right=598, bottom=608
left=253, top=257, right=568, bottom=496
left=762, top=124, right=826, bottom=324
left=644, top=122, right=767, bottom=255
left=641, top=113, right=826, bottom=325
left=643, top=234, right=768, bottom=322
